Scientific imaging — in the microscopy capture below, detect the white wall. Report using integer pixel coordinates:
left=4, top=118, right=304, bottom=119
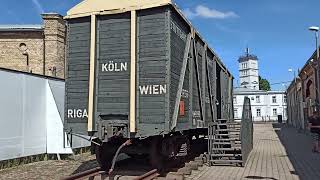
left=234, top=91, right=287, bottom=122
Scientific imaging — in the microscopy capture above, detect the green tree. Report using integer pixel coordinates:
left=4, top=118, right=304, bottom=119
left=259, top=76, right=271, bottom=91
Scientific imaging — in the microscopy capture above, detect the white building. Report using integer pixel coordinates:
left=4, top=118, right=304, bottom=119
left=234, top=49, right=287, bottom=122
left=233, top=88, right=287, bottom=121
left=239, top=48, right=259, bottom=90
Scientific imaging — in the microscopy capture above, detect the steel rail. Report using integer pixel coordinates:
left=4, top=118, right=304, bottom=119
left=62, top=167, right=105, bottom=180
left=133, top=169, right=160, bottom=180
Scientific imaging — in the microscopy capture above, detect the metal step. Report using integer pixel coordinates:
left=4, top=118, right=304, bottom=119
left=214, top=138, right=241, bottom=141
left=213, top=138, right=240, bottom=141
left=213, top=142, right=232, bottom=145
left=215, top=134, right=240, bottom=137
left=213, top=141, right=240, bottom=145
left=210, top=159, right=243, bottom=164
left=229, top=131, right=241, bottom=133
left=215, top=129, right=240, bottom=132
left=211, top=147, right=241, bottom=151
left=214, top=135, right=240, bottom=138
left=210, top=154, right=242, bottom=157
left=213, top=142, right=241, bottom=146
left=214, top=140, right=241, bottom=143
left=217, top=123, right=228, bottom=126
left=213, top=143, right=241, bottom=146
left=214, top=137, right=241, bottom=143
left=216, top=119, right=228, bottom=121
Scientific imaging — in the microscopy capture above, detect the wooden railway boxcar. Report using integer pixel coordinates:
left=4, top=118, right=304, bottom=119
left=64, top=0, right=233, bottom=169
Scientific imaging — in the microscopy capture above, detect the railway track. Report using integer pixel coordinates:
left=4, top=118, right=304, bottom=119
left=62, top=154, right=207, bottom=180
left=62, top=168, right=160, bottom=180
left=62, top=167, right=106, bottom=180
left=133, top=169, right=160, bottom=180
left=62, top=138, right=207, bottom=180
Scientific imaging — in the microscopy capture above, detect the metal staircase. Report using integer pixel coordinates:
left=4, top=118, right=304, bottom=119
left=208, top=119, right=243, bottom=166
left=208, top=97, right=253, bottom=167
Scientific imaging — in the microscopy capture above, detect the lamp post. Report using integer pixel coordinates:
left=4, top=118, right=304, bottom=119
left=288, top=68, right=298, bottom=126
left=309, top=26, right=319, bottom=59
left=309, top=26, right=320, bottom=111
left=288, top=68, right=296, bottom=82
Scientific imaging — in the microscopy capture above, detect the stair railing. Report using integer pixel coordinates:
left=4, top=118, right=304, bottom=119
left=240, top=97, right=253, bottom=165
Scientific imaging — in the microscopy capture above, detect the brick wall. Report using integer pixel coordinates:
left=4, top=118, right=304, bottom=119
left=0, top=13, right=66, bottom=79
left=43, top=13, right=66, bottom=78
left=0, top=32, right=44, bottom=75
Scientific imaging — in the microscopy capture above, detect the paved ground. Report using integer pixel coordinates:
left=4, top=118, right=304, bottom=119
left=186, top=123, right=320, bottom=180
left=0, top=153, right=99, bottom=180
left=1, top=123, right=320, bottom=180
left=0, top=153, right=148, bottom=180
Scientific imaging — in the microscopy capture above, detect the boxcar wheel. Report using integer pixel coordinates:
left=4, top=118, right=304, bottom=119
left=95, top=143, right=114, bottom=171
left=150, top=137, right=164, bottom=171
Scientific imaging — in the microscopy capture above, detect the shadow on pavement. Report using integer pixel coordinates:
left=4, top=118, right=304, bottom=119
left=272, top=123, right=320, bottom=180
left=70, top=154, right=153, bottom=178
left=245, top=175, right=278, bottom=180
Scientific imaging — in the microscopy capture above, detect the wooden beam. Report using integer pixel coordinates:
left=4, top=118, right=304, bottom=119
left=87, top=14, right=96, bottom=132
left=171, top=34, right=192, bottom=130
left=130, top=10, right=137, bottom=133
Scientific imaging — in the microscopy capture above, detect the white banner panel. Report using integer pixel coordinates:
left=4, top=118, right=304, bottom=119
left=0, top=70, right=89, bottom=161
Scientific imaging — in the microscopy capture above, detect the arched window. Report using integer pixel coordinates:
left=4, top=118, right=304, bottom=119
left=306, top=80, right=313, bottom=98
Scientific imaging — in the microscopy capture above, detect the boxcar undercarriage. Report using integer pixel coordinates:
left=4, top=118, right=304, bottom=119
left=92, top=128, right=207, bottom=171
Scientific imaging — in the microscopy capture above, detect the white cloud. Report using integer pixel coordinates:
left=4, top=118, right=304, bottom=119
left=32, top=0, right=44, bottom=14
left=183, top=5, right=238, bottom=19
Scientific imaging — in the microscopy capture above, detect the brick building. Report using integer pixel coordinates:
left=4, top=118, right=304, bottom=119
left=287, top=49, right=319, bottom=130
left=0, top=13, right=66, bottom=78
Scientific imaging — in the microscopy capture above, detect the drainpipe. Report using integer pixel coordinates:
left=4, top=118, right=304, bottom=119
left=43, top=32, right=46, bottom=76
left=22, top=52, right=29, bottom=72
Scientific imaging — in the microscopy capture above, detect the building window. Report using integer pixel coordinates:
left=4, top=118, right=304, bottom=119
left=273, top=108, right=277, bottom=116
left=306, top=80, right=312, bottom=98
left=242, top=63, right=247, bottom=69
left=256, top=108, right=261, bottom=117
left=272, top=96, right=277, bottom=103
left=284, top=95, right=287, bottom=103
left=284, top=108, right=287, bottom=117
left=242, top=70, right=248, bottom=76
left=233, top=97, right=237, bottom=104
left=256, top=96, right=260, bottom=103
left=234, top=109, right=238, bottom=118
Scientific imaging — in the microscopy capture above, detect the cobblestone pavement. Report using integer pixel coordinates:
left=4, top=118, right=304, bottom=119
left=186, top=123, right=320, bottom=180
left=0, top=153, right=98, bottom=180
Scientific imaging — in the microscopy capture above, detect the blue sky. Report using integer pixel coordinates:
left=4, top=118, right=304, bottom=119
left=1, top=0, right=320, bottom=90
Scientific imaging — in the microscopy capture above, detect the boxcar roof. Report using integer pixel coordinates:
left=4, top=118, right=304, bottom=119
left=65, top=0, right=233, bottom=78
left=66, top=0, right=172, bottom=19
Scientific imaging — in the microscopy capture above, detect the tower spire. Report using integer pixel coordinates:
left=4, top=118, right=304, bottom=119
left=246, top=45, right=249, bottom=56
